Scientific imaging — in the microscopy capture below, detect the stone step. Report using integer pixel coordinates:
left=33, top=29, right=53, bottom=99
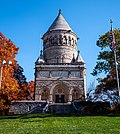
left=48, top=103, right=72, bottom=114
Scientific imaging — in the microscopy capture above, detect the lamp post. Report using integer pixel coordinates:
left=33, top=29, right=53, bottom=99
left=0, top=60, right=12, bottom=90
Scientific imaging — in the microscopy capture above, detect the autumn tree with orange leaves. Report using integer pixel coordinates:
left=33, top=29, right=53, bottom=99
left=0, top=33, right=34, bottom=115
left=0, top=32, right=19, bottom=114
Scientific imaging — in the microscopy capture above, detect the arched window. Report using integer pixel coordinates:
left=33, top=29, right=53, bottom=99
left=63, top=36, right=67, bottom=44
left=71, top=38, right=74, bottom=47
left=68, top=36, right=71, bottom=46
left=72, top=89, right=79, bottom=100
left=54, top=35, right=58, bottom=44
left=41, top=89, right=49, bottom=100
left=75, top=40, right=77, bottom=45
left=59, top=35, right=63, bottom=45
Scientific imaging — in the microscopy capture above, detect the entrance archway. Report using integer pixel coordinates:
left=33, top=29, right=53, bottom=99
left=55, top=88, right=65, bottom=103
left=53, top=84, right=68, bottom=103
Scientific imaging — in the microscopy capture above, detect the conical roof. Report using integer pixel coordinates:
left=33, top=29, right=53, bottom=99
left=48, top=10, right=73, bottom=32
left=36, top=50, right=45, bottom=64
left=76, top=51, right=85, bottom=63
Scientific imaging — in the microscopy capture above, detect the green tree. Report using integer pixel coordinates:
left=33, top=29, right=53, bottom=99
left=13, top=64, right=28, bottom=100
left=92, top=29, right=120, bottom=95
left=13, top=64, right=34, bottom=100
left=14, top=64, right=27, bottom=84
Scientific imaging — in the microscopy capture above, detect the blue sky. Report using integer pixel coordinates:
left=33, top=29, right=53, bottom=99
left=0, top=0, right=120, bottom=88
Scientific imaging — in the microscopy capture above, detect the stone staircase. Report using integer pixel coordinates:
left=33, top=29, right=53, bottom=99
left=27, top=102, right=48, bottom=114
left=9, top=101, right=73, bottom=114
left=48, top=103, right=72, bottom=114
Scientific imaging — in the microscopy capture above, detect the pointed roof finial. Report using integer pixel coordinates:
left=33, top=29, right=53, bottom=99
left=59, top=9, right=62, bottom=15
left=76, top=50, right=85, bottom=63
left=36, top=50, right=45, bottom=64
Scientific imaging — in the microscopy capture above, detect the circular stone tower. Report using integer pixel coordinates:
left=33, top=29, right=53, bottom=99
left=42, top=10, right=80, bottom=64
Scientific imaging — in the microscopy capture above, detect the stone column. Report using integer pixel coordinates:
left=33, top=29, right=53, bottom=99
left=68, top=94, right=72, bottom=104
left=35, top=94, right=40, bottom=100
left=35, top=95, right=38, bottom=100
left=49, top=94, right=53, bottom=103
left=39, top=94, right=41, bottom=100
left=57, top=36, right=59, bottom=45
left=68, top=87, right=73, bottom=103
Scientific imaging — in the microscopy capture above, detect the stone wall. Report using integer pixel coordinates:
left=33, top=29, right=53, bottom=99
left=43, top=30, right=78, bottom=63
left=9, top=101, right=46, bottom=114
left=35, top=64, right=86, bottom=103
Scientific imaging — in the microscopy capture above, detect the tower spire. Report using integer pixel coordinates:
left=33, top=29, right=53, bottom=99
left=47, top=9, right=72, bottom=32
left=76, top=50, right=85, bottom=63
left=36, top=50, right=45, bottom=64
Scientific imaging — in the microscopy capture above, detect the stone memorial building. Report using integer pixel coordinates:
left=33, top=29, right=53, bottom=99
left=34, top=10, right=86, bottom=105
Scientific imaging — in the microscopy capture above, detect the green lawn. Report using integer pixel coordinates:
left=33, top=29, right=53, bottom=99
left=0, top=114, right=120, bottom=134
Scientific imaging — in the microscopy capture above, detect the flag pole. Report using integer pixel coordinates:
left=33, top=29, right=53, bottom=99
left=110, top=20, right=120, bottom=98
left=114, top=50, right=120, bottom=97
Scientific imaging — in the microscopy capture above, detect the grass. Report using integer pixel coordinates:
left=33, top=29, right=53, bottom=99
left=0, top=114, right=120, bottom=134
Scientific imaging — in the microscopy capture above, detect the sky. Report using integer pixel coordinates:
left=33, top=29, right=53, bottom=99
left=0, top=0, right=120, bottom=89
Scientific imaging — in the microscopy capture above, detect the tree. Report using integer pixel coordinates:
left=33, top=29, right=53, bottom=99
left=0, top=32, right=19, bottom=115
left=13, top=64, right=34, bottom=100
left=27, top=81, right=34, bottom=100
left=13, top=64, right=28, bottom=100
left=92, top=29, right=120, bottom=103
left=87, top=81, right=96, bottom=101
left=0, top=33, right=35, bottom=115
left=13, top=64, right=27, bottom=84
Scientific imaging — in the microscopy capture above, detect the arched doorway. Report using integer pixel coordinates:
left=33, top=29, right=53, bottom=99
left=55, top=88, right=65, bottom=103
left=53, top=84, right=68, bottom=103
